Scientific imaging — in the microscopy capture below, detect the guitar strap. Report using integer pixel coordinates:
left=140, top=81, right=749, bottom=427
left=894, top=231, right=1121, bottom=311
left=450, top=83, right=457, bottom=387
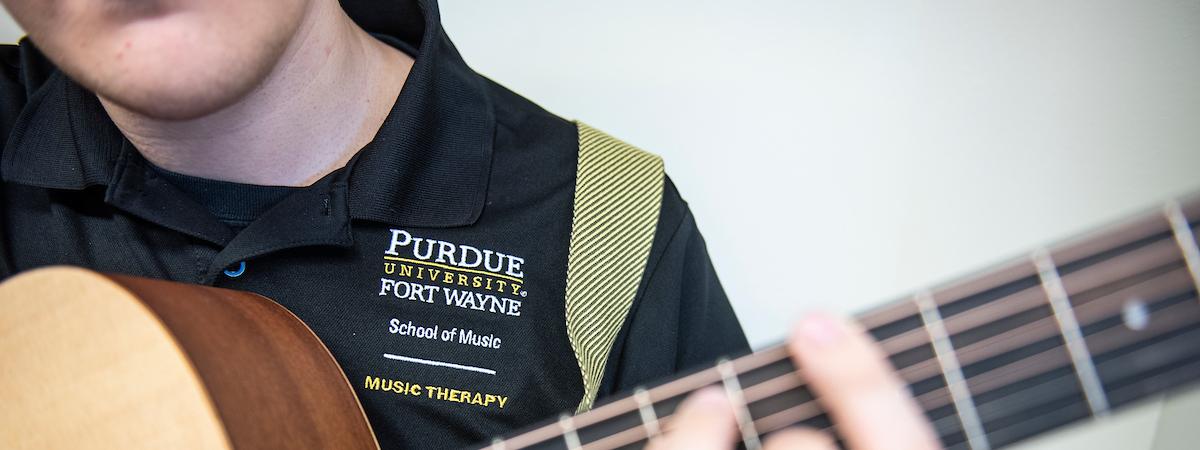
left=564, top=122, right=665, bottom=413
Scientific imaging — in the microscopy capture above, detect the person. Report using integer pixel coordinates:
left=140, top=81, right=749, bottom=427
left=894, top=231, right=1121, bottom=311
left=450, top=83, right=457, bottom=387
left=0, top=0, right=935, bottom=448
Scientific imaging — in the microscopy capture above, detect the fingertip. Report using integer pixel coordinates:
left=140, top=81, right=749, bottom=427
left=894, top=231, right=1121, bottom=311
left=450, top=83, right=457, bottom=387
left=647, top=386, right=737, bottom=450
left=789, top=312, right=867, bottom=353
left=793, top=312, right=846, bottom=348
left=682, top=386, right=731, bottom=409
left=789, top=312, right=882, bottom=366
left=763, top=427, right=836, bottom=450
left=784, top=314, right=938, bottom=450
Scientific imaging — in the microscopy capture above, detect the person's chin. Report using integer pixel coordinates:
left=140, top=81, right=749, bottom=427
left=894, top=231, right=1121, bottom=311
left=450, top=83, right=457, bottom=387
left=71, top=32, right=279, bottom=121
left=84, top=53, right=269, bottom=121
left=101, top=81, right=247, bottom=121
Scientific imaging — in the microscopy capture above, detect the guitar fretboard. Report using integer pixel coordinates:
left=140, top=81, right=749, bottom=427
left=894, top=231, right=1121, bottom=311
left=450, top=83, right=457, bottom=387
left=485, top=195, right=1200, bottom=450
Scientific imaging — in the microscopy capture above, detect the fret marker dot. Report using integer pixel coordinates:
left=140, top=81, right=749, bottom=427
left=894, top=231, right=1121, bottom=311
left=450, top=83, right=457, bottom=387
left=1122, top=298, right=1149, bottom=331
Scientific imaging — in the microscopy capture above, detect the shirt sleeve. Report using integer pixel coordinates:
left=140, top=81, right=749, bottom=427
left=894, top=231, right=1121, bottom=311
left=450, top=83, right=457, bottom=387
left=597, top=176, right=751, bottom=397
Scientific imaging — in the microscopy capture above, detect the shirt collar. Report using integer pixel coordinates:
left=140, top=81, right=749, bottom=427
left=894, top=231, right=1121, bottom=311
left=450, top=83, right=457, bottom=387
left=1, top=0, right=495, bottom=228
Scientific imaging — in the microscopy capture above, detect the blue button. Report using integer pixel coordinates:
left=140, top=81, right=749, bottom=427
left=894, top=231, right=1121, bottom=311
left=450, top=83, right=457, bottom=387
left=223, top=261, right=246, bottom=278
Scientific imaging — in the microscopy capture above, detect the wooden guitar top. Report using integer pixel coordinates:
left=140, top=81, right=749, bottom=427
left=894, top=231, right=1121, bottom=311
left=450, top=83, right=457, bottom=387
left=0, top=266, right=379, bottom=450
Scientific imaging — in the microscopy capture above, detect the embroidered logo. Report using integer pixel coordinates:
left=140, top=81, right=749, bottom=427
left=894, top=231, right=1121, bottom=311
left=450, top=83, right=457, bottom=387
left=366, top=229, right=530, bottom=410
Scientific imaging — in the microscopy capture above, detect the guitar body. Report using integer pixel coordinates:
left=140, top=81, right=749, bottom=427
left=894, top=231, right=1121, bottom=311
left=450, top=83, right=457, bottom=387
left=0, top=266, right=378, bottom=450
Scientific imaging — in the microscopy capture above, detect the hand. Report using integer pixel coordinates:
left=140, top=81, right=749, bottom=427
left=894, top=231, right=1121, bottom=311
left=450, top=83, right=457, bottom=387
left=647, top=313, right=940, bottom=450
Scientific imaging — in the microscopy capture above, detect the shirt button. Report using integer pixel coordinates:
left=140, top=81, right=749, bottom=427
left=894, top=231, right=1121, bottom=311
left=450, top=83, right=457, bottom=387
left=223, top=261, right=247, bottom=278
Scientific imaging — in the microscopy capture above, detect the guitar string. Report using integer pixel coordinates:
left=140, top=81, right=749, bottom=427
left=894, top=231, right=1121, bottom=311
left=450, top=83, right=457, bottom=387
left=506, top=275, right=1197, bottom=450
left=856, top=210, right=1190, bottom=332
left=745, top=294, right=1200, bottom=445
left=744, top=292, right=1200, bottom=437
left=500, top=259, right=1196, bottom=450
left=577, top=286, right=1200, bottom=450
left=571, top=274, right=1194, bottom=450
left=582, top=278, right=1200, bottom=450
left=898, top=262, right=1191, bottom=411
left=581, top=208, right=1200, bottom=448
left=495, top=214, right=1198, bottom=449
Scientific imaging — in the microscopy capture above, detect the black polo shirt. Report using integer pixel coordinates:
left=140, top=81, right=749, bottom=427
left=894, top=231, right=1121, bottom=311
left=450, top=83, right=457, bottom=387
left=0, top=1, right=749, bottom=448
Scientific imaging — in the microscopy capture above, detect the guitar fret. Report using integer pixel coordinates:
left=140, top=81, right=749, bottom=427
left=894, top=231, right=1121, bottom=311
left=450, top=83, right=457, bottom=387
left=1032, top=249, right=1111, bottom=417
left=717, top=359, right=763, bottom=450
left=1164, top=200, right=1200, bottom=298
left=633, top=388, right=662, bottom=438
left=558, top=414, right=582, bottom=450
left=914, top=291, right=990, bottom=450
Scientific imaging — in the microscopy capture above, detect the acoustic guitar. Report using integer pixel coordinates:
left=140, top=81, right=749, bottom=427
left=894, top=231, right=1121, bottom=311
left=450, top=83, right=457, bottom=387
left=1, top=194, right=1198, bottom=450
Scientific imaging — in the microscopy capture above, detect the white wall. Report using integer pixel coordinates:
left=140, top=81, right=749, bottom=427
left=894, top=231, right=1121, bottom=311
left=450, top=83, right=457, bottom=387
left=4, top=1, right=1200, bottom=449
left=0, top=4, right=18, bottom=44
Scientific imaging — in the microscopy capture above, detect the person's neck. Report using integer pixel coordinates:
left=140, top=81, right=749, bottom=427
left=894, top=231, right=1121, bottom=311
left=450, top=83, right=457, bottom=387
left=100, top=2, right=414, bottom=187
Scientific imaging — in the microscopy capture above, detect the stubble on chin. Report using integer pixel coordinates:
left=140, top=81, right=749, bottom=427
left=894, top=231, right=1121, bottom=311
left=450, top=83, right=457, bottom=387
left=84, top=28, right=292, bottom=121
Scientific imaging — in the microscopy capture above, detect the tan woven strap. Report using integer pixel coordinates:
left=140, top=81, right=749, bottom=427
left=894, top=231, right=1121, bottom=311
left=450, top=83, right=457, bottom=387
left=564, top=122, right=665, bottom=413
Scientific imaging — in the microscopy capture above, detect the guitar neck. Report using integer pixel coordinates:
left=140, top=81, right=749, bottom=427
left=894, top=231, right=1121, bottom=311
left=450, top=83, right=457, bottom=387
left=488, top=195, right=1200, bottom=450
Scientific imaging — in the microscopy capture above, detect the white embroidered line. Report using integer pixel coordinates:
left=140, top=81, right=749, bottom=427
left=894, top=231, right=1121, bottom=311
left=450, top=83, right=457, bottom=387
left=1032, top=249, right=1111, bottom=417
left=913, top=291, right=991, bottom=450
left=1164, top=200, right=1200, bottom=298
left=559, top=414, right=582, bottom=450
left=717, top=359, right=763, bottom=450
left=382, top=353, right=497, bottom=375
left=489, top=437, right=506, bottom=450
left=634, top=388, right=662, bottom=437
